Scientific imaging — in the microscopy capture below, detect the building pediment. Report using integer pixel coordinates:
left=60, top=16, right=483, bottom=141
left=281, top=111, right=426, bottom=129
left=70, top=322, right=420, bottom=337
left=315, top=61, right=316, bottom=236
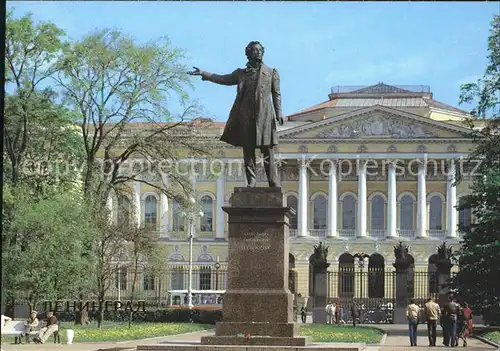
left=279, top=105, right=471, bottom=140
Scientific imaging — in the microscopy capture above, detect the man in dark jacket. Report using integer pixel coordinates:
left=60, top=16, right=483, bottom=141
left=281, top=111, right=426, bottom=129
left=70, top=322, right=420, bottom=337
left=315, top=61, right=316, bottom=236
left=189, top=41, right=284, bottom=188
left=351, top=303, right=360, bottom=327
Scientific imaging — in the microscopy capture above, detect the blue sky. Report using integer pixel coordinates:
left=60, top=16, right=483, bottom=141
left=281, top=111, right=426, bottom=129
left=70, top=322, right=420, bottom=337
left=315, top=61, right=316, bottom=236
left=8, top=2, right=500, bottom=122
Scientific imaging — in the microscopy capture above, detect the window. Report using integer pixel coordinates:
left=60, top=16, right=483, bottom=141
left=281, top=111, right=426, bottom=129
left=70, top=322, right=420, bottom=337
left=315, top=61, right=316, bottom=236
left=458, top=197, right=472, bottom=232
left=144, top=195, right=157, bottom=227
left=399, top=195, right=414, bottom=230
left=371, top=195, right=385, bottom=230
left=117, top=196, right=130, bottom=225
left=342, top=195, right=356, bottom=229
left=170, top=267, right=184, bottom=290
left=115, top=267, right=127, bottom=290
left=200, top=195, right=213, bottom=232
left=199, top=266, right=211, bottom=290
left=143, top=271, right=155, bottom=291
left=313, top=195, right=327, bottom=229
left=172, top=200, right=185, bottom=232
left=429, top=195, right=443, bottom=230
left=286, top=195, right=298, bottom=229
left=338, top=253, right=354, bottom=297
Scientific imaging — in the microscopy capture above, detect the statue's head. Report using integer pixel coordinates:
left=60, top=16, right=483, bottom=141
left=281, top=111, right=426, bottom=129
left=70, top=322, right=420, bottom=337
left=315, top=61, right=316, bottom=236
left=245, top=41, right=264, bottom=62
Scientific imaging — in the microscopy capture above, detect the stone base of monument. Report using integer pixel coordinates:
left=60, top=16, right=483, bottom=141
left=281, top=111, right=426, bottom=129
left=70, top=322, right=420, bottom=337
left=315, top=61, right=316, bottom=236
left=201, top=335, right=312, bottom=346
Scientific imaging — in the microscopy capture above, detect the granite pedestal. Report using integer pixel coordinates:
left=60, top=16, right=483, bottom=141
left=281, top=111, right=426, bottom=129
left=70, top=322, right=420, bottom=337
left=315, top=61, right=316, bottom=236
left=201, top=187, right=309, bottom=347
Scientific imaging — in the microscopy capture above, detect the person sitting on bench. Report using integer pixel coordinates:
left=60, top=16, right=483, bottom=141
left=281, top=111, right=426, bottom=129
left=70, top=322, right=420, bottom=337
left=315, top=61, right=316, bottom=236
left=33, top=311, right=58, bottom=344
left=23, top=311, right=39, bottom=343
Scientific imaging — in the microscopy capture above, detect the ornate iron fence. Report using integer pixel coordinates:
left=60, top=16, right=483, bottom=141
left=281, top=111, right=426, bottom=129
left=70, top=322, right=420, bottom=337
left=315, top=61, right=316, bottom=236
left=326, top=269, right=451, bottom=324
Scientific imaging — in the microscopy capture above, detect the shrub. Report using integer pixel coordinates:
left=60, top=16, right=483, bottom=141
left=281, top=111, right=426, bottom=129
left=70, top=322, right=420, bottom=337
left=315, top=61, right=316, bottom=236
left=56, top=308, right=222, bottom=324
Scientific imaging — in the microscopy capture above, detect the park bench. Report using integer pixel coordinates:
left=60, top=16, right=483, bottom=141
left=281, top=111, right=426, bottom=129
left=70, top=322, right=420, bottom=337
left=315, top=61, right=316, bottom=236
left=1, top=320, right=60, bottom=344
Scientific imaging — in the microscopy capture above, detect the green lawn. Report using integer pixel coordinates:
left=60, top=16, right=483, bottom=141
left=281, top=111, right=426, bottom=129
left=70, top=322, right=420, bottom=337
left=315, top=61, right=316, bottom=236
left=300, top=324, right=384, bottom=344
left=1, top=322, right=214, bottom=343
left=483, top=331, right=500, bottom=344
left=2, top=322, right=383, bottom=344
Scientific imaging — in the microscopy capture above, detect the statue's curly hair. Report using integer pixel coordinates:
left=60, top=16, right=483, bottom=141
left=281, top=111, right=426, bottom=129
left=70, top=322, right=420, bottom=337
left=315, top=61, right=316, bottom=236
left=245, top=41, right=265, bottom=57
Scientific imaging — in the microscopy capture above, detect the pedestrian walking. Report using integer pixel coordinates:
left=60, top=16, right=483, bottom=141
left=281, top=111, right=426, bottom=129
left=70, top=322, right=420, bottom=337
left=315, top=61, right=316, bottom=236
left=406, top=298, right=420, bottom=346
left=424, top=297, right=441, bottom=347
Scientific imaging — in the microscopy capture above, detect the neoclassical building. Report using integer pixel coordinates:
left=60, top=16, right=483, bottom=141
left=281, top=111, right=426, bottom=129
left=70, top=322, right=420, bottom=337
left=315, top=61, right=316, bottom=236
left=108, top=83, right=477, bottom=307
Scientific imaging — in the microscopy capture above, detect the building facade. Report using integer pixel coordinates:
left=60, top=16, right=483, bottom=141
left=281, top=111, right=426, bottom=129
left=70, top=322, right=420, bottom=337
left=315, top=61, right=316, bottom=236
left=107, top=83, right=476, bottom=308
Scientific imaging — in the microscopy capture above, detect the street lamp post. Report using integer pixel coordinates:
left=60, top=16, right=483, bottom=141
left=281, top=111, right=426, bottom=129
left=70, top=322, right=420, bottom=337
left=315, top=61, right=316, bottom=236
left=354, top=253, right=370, bottom=298
left=214, top=258, right=221, bottom=291
left=354, top=253, right=369, bottom=323
left=182, top=196, right=204, bottom=309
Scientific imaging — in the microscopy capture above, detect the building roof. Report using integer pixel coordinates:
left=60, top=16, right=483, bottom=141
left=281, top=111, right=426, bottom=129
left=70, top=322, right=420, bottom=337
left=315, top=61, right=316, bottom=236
left=287, top=82, right=470, bottom=120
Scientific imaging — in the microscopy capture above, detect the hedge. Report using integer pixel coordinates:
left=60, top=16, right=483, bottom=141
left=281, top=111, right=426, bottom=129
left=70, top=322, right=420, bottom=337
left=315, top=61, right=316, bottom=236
left=56, top=308, right=223, bottom=324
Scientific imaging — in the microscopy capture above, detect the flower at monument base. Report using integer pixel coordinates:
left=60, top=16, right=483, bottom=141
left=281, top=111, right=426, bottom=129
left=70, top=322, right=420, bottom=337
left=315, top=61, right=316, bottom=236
left=244, top=332, right=252, bottom=340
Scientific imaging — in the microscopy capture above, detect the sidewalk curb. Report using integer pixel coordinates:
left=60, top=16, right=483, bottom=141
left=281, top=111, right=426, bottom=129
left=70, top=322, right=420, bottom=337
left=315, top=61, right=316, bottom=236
left=379, top=333, right=387, bottom=346
left=115, top=329, right=214, bottom=345
left=473, top=335, right=499, bottom=349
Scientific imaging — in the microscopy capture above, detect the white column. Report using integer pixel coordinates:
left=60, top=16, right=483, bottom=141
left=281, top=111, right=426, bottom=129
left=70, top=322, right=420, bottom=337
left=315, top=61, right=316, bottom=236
left=387, top=161, right=397, bottom=238
left=357, top=160, right=367, bottom=238
left=216, top=169, right=225, bottom=240
left=327, top=161, right=338, bottom=238
left=133, top=181, right=141, bottom=227
left=416, top=161, right=428, bottom=238
left=447, top=160, right=457, bottom=238
left=298, top=162, right=309, bottom=237
left=160, top=174, right=169, bottom=238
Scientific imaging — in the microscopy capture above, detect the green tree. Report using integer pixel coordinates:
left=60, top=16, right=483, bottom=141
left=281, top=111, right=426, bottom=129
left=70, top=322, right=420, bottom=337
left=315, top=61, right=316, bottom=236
left=4, top=9, right=67, bottom=185
left=54, top=29, right=213, bottom=327
left=453, top=14, right=500, bottom=325
left=3, top=8, right=88, bottom=316
left=2, top=184, right=97, bottom=312
left=122, top=223, right=161, bottom=328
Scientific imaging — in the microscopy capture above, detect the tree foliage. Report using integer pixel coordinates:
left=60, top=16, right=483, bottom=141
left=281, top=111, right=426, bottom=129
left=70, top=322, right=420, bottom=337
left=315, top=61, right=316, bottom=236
left=453, top=14, right=500, bottom=325
left=4, top=9, right=67, bottom=185
left=2, top=184, right=97, bottom=311
left=459, top=15, right=500, bottom=120
left=54, top=28, right=211, bottom=208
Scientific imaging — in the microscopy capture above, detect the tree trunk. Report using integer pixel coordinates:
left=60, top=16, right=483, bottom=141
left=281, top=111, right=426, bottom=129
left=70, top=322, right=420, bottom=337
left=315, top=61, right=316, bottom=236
left=75, top=295, right=89, bottom=325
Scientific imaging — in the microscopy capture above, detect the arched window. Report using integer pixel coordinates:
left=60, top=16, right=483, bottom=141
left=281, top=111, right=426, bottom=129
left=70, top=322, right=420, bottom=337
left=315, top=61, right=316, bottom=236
left=286, top=195, right=298, bottom=229
left=458, top=197, right=472, bottom=232
left=199, top=266, right=211, bottom=290
left=429, top=195, right=443, bottom=230
left=371, top=195, right=385, bottom=230
left=428, top=254, right=439, bottom=296
left=170, top=267, right=184, bottom=290
left=338, top=253, right=354, bottom=297
left=172, top=200, right=185, bottom=232
left=313, top=195, right=327, bottom=229
left=117, top=195, right=130, bottom=225
left=368, top=253, right=385, bottom=298
left=399, top=195, right=414, bottom=230
left=200, top=195, right=213, bottom=232
left=342, top=195, right=356, bottom=229
left=144, top=195, right=157, bottom=227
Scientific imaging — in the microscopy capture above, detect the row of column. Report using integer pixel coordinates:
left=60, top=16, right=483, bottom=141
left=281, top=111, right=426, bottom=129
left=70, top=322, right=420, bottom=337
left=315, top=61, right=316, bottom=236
left=108, top=159, right=457, bottom=240
left=297, top=160, right=458, bottom=238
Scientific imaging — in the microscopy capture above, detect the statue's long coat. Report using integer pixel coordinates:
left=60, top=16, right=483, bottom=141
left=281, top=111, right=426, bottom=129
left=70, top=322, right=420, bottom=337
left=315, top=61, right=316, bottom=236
left=201, top=64, right=282, bottom=148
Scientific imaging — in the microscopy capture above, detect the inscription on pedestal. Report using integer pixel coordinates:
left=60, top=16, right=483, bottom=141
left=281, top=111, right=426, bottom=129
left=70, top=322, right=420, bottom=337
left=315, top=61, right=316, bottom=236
left=234, top=233, right=271, bottom=251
